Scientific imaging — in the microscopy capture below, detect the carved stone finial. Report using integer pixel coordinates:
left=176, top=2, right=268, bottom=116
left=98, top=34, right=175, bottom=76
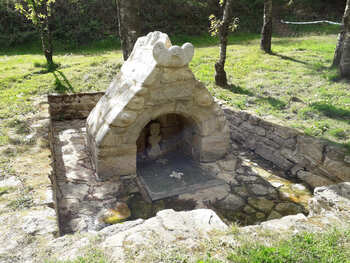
left=153, top=41, right=194, bottom=67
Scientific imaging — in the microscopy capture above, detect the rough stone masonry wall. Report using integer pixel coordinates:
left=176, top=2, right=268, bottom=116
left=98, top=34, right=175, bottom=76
left=48, top=93, right=350, bottom=188
left=48, top=92, right=104, bottom=120
left=223, top=105, right=350, bottom=187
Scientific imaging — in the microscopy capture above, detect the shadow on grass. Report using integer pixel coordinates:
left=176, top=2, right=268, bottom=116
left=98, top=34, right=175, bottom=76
left=52, top=70, right=74, bottom=93
left=226, top=84, right=254, bottom=96
left=271, top=52, right=310, bottom=66
left=310, top=102, right=350, bottom=122
left=256, top=96, right=288, bottom=110
left=225, top=84, right=287, bottom=110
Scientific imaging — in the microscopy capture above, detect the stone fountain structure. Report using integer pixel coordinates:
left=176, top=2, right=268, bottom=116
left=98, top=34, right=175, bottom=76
left=86, top=31, right=230, bottom=183
left=47, top=31, right=349, bottom=234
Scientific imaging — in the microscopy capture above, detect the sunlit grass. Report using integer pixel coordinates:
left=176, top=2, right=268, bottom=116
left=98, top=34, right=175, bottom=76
left=0, top=31, right=349, bottom=150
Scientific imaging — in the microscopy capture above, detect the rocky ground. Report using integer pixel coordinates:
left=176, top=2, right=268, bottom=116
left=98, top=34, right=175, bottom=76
left=44, top=182, right=350, bottom=262
left=1, top=182, right=348, bottom=262
left=51, top=119, right=313, bottom=234
left=0, top=97, right=349, bottom=262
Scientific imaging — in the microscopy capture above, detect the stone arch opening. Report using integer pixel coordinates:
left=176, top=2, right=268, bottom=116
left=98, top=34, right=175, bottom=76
left=135, top=113, right=226, bottom=201
left=136, top=113, right=200, bottom=164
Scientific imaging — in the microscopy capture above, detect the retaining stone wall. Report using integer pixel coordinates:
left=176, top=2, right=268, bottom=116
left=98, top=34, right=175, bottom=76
left=48, top=92, right=104, bottom=120
left=223, top=105, right=350, bottom=186
left=47, top=93, right=350, bottom=188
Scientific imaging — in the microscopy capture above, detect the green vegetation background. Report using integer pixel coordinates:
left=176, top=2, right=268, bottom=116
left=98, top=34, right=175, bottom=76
left=0, top=0, right=346, bottom=48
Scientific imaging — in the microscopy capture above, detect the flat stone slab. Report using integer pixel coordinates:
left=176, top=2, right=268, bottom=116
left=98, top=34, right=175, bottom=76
left=137, top=151, right=226, bottom=201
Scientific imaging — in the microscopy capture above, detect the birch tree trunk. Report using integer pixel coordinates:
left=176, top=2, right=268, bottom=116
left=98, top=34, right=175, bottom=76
left=261, top=0, right=273, bottom=53
left=340, top=0, right=350, bottom=78
left=116, top=0, right=141, bottom=61
left=215, top=0, right=234, bottom=87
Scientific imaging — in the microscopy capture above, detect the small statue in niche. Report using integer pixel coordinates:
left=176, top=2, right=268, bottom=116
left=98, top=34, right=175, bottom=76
left=147, top=122, right=162, bottom=159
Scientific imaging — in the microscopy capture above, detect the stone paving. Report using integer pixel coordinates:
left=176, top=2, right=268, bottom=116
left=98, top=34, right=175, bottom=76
left=52, top=120, right=125, bottom=234
left=52, top=119, right=312, bottom=234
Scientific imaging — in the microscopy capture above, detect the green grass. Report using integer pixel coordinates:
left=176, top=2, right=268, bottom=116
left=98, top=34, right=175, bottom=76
left=0, top=29, right=349, bottom=154
left=63, top=227, right=350, bottom=263
left=226, top=228, right=350, bottom=263
left=0, top=186, right=15, bottom=197
left=46, top=248, right=111, bottom=263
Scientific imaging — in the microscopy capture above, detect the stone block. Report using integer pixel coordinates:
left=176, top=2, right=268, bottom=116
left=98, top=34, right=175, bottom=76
left=217, top=172, right=238, bottom=185
left=97, top=154, right=137, bottom=180
left=321, top=157, right=350, bottom=182
left=230, top=127, right=246, bottom=143
left=127, top=96, right=145, bottom=111
left=58, top=183, right=89, bottom=201
left=194, top=90, right=214, bottom=107
left=240, top=122, right=266, bottom=136
left=261, top=138, right=280, bottom=149
left=255, top=143, right=275, bottom=163
left=249, top=184, right=270, bottom=196
left=200, top=134, right=230, bottom=162
left=245, top=133, right=257, bottom=150
left=274, top=202, right=303, bottom=215
left=201, top=118, right=219, bottom=136
left=161, top=68, right=194, bottom=83
left=248, top=197, right=275, bottom=213
left=93, top=181, right=121, bottom=200
left=98, top=144, right=137, bottom=158
left=297, top=135, right=325, bottom=165
left=217, top=159, right=238, bottom=172
left=273, top=125, right=298, bottom=139
left=297, top=170, right=334, bottom=188
left=216, top=194, right=245, bottom=210
left=112, top=110, right=138, bottom=128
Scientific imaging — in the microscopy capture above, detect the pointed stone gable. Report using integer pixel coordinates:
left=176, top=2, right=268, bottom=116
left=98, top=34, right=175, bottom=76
left=87, top=32, right=230, bottom=180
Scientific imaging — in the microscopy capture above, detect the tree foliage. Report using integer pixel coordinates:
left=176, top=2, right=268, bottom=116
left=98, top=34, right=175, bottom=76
left=15, top=0, right=56, bottom=67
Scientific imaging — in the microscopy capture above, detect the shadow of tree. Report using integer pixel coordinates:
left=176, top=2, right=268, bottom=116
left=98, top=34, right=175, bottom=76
left=226, top=84, right=254, bottom=96
left=256, top=96, right=288, bottom=110
left=310, top=102, right=350, bottom=122
left=225, top=84, right=287, bottom=110
left=271, top=52, right=310, bottom=66
left=52, top=70, right=74, bottom=93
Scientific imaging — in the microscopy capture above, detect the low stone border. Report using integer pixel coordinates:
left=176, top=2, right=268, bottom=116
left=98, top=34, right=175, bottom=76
left=48, top=92, right=104, bottom=120
left=223, top=105, right=350, bottom=187
left=48, top=92, right=350, bottom=189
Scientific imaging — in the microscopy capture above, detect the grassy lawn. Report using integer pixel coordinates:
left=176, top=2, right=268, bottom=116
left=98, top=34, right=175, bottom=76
left=0, top=28, right=349, bottom=263
left=0, top=30, right=349, bottom=174
left=190, top=34, right=350, bottom=151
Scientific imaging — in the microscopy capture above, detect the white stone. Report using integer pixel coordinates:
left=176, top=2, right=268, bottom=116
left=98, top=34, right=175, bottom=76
left=86, top=31, right=230, bottom=180
left=0, top=176, right=21, bottom=188
left=153, top=42, right=194, bottom=67
left=21, top=208, right=58, bottom=235
left=113, top=110, right=138, bottom=127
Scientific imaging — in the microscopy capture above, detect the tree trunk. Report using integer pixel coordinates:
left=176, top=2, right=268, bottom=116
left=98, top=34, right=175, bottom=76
left=41, top=21, right=53, bottom=67
left=116, top=0, right=141, bottom=61
left=340, top=0, right=350, bottom=78
left=261, top=0, right=273, bottom=53
left=332, top=30, right=345, bottom=67
left=215, top=0, right=233, bottom=87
